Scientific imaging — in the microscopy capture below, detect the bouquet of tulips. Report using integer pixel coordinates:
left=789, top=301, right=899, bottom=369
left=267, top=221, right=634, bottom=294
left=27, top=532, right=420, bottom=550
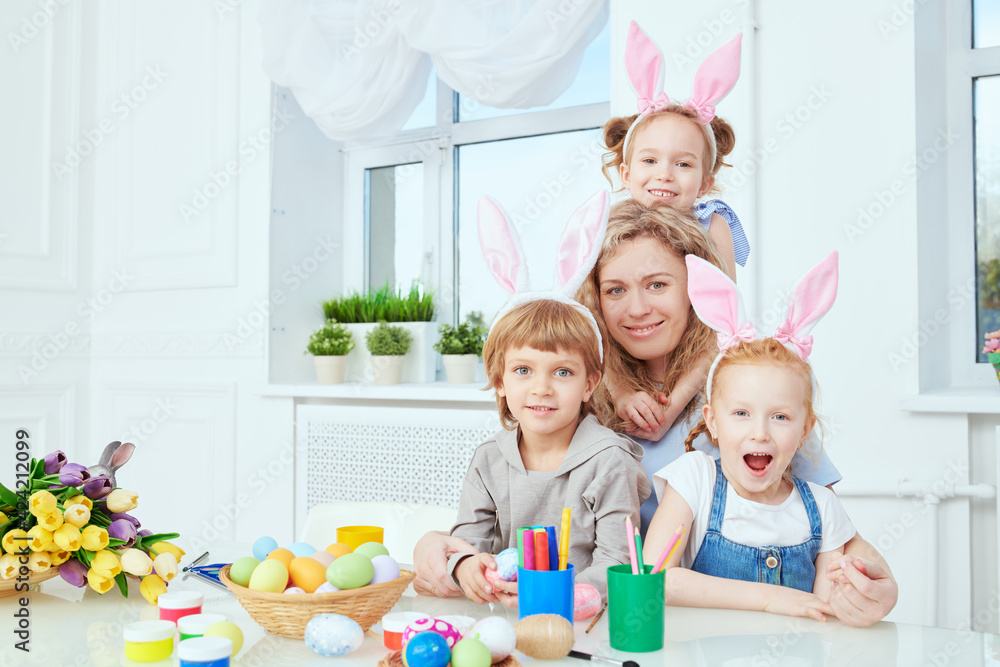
left=0, top=448, right=182, bottom=604
left=984, top=330, right=1000, bottom=383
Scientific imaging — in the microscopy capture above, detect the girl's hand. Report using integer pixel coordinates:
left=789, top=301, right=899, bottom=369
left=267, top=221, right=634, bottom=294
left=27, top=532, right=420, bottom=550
left=490, top=578, right=519, bottom=608
left=454, top=553, right=500, bottom=605
left=763, top=588, right=836, bottom=622
left=617, top=390, right=669, bottom=435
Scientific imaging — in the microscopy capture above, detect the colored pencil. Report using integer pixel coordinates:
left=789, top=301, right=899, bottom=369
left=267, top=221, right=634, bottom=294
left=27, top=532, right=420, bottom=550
left=523, top=528, right=536, bottom=570
left=625, top=516, right=638, bottom=574
left=534, top=530, right=549, bottom=571
left=633, top=527, right=644, bottom=573
left=652, top=523, right=686, bottom=574
left=559, top=508, right=571, bottom=570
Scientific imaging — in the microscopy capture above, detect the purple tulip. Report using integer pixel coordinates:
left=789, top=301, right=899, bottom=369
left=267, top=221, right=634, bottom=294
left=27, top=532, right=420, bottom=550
left=108, top=519, right=137, bottom=547
left=43, top=450, right=67, bottom=475
left=59, top=559, right=88, bottom=588
left=109, top=513, right=140, bottom=529
left=82, top=475, right=113, bottom=500
left=137, top=529, right=152, bottom=538
left=58, top=463, right=91, bottom=487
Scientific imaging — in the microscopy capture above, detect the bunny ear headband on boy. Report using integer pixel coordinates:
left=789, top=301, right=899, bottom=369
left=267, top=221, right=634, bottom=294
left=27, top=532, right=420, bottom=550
left=478, top=190, right=610, bottom=360
left=685, top=251, right=839, bottom=400
left=623, top=21, right=742, bottom=165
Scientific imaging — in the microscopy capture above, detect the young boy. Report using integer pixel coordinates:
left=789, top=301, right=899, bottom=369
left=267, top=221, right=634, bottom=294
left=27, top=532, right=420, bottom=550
left=449, top=299, right=650, bottom=604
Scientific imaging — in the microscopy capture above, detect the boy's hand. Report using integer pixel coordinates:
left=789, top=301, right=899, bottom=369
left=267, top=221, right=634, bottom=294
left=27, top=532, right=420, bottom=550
left=616, top=390, right=669, bottom=435
left=490, top=578, right=519, bottom=608
left=413, top=531, right=476, bottom=597
left=454, top=553, right=500, bottom=605
left=762, top=587, right=836, bottom=622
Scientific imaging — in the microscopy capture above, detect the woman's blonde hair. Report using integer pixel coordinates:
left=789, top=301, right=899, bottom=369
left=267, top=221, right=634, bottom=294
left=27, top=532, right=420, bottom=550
left=482, top=299, right=603, bottom=430
left=576, top=200, right=726, bottom=431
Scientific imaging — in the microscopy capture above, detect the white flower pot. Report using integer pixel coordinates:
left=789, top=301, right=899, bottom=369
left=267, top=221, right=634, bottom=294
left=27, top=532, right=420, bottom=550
left=371, top=355, right=405, bottom=385
left=342, top=322, right=438, bottom=384
left=313, top=355, right=348, bottom=384
left=442, top=354, right=478, bottom=384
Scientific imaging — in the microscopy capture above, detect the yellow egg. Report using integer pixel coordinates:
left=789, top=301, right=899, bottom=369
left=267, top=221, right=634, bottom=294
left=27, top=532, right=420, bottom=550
left=289, top=556, right=328, bottom=593
left=325, top=542, right=352, bottom=558
left=248, top=558, right=289, bottom=593
left=204, top=621, right=244, bottom=656
left=267, top=548, right=295, bottom=569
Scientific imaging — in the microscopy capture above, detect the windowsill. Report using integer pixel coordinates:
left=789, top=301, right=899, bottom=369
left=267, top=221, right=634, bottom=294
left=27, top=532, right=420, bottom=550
left=256, top=382, right=496, bottom=403
left=900, top=387, right=1000, bottom=414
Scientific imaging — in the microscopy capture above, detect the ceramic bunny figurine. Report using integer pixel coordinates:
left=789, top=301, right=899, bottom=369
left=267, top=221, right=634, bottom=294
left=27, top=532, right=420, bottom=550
left=87, top=441, right=135, bottom=487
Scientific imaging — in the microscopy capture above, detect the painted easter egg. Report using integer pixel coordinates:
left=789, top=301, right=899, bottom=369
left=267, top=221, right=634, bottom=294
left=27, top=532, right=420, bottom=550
left=354, top=541, right=390, bottom=559
left=514, top=614, right=574, bottom=660
left=228, top=556, right=259, bottom=587
left=468, top=616, right=516, bottom=662
left=314, top=581, right=340, bottom=593
left=304, top=613, right=363, bottom=657
left=574, top=582, right=602, bottom=620
left=283, top=586, right=306, bottom=594
left=310, top=551, right=335, bottom=568
left=203, top=621, right=244, bottom=657
left=326, top=553, right=373, bottom=589
left=435, top=615, right=475, bottom=637
left=325, top=542, right=353, bottom=558
left=450, top=637, right=491, bottom=667
left=493, top=547, right=519, bottom=581
left=252, top=536, right=278, bottom=561
left=287, top=541, right=316, bottom=558
left=369, top=554, right=400, bottom=585
left=247, top=559, right=288, bottom=593
left=289, top=556, right=327, bottom=593
left=403, top=631, right=450, bottom=667
left=266, top=547, right=295, bottom=569
left=401, top=618, right=462, bottom=649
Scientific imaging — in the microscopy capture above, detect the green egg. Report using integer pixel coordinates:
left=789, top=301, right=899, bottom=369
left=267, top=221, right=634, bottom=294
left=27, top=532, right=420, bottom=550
left=451, top=638, right=492, bottom=667
left=326, top=552, right=374, bottom=589
left=229, top=556, right=260, bottom=587
left=353, top=542, right=390, bottom=559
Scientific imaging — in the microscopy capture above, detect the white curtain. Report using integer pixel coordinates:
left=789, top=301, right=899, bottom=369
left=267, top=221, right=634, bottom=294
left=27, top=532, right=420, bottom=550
left=259, top=0, right=608, bottom=141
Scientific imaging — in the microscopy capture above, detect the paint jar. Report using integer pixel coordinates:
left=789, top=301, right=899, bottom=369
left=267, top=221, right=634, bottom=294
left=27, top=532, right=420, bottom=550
left=123, top=620, right=176, bottom=662
left=177, top=613, right=227, bottom=641
left=517, top=564, right=575, bottom=624
left=158, top=591, right=204, bottom=624
left=381, top=612, right=429, bottom=650
left=178, top=636, right=232, bottom=667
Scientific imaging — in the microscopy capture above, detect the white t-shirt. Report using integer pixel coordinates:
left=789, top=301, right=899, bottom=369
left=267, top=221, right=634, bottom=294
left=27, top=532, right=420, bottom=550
left=653, top=451, right=856, bottom=569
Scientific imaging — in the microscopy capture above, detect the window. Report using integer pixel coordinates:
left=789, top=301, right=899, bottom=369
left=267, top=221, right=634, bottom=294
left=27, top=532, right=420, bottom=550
left=975, top=75, right=1000, bottom=362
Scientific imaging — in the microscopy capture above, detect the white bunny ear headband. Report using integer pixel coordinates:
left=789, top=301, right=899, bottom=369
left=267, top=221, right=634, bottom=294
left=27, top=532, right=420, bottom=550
left=685, top=251, right=839, bottom=400
left=622, top=21, right=742, bottom=167
left=478, top=191, right=610, bottom=361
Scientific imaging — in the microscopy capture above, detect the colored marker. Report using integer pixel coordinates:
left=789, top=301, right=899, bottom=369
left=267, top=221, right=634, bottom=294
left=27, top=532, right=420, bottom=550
left=625, top=516, right=638, bottom=574
left=534, top=530, right=549, bottom=571
left=517, top=527, right=526, bottom=568
left=559, top=508, right=571, bottom=570
left=545, top=526, right=558, bottom=570
left=523, top=528, right=536, bottom=570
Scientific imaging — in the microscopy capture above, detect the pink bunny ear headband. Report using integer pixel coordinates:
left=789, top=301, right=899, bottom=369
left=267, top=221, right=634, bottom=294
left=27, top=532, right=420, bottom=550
left=685, top=251, right=839, bottom=400
left=479, top=191, right=610, bottom=361
left=622, top=21, right=742, bottom=168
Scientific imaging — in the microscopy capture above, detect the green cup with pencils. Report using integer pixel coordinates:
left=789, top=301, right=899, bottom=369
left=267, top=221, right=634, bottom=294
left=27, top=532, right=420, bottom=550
left=607, top=563, right=664, bottom=652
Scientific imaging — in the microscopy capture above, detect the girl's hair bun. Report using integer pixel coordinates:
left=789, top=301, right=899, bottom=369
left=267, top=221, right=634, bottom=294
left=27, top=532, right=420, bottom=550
left=601, top=114, right=638, bottom=188
left=710, top=116, right=736, bottom=172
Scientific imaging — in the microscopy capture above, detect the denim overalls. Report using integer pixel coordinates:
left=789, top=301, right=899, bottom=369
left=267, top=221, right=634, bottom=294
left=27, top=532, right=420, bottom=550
left=690, top=460, right=822, bottom=592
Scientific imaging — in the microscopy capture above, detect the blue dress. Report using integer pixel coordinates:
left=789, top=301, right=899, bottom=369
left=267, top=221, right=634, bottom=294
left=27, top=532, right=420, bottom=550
left=695, top=199, right=750, bottom=267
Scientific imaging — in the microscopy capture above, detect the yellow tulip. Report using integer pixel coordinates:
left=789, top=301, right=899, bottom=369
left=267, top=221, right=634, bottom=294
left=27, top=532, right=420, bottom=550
left=0, top=553, right=19, bottom=579
left=37, top=510, right=63, bottom=531
left=149, top=541, right=185, bottom=560
left=65, top=494, right=92, bottom=511
left=2, top=529, right=28, bottom=554
left=63, top=504, right=91, bottom=528
left=49, top=549, right=71, bottom=566
left=120, top=548, right=152, bottom=576
left=27, top=551, right=51, bottom=572
left=28, top=490, right=57, bottom=517
left=87, top=568, right=115, bottom=594
left=91, top=549, right=121, bottom=576
left=53, top=524, right=81, bottom=551
left=151, top=552, right=177, bottom=581
left=26, top=526, right=53, bottom=552
left=140, top=574, right=167, bottom=604
left=0, top=511, right=8, bottom=524
left=106, top=490, right=139, bottom=513
left=80, top=525, right=109, bottom=551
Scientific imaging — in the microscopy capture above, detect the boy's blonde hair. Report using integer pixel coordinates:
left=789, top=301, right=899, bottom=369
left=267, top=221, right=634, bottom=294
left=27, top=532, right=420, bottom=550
left=483, top=300, right=603, bottom=430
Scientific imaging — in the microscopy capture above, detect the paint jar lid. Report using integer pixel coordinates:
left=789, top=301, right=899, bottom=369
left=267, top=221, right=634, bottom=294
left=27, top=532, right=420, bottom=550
left=158, top=591, right=204, bottom=609
left=178, top=636, right=232, bottom=661
left=177, top=613, right=227, bottom=635
left=124, top=619, right=176, bottom=642
left=381, top=611, right=429, bottom=633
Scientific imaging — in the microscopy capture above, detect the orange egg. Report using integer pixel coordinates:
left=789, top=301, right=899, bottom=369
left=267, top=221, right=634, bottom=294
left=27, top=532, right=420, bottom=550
left=325, top=543, right=352, bottom=558
left=267, top=548, right=295, bottom=569
left=289, top=556, right=328, bottom=593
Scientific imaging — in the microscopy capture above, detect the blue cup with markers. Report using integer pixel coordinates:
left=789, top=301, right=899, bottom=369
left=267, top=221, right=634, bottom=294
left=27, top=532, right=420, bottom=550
left=517, top=564, right=575, bottom=624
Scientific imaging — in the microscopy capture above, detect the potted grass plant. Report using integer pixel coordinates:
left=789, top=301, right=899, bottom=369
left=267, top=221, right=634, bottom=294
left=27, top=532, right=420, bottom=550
left=306, top=320, right=355, bottom=384
left=433, top=315, right=487, bottom=384
left=365, top=323, right=413, bottom=385
left=321, top=283, right=436, bottom=383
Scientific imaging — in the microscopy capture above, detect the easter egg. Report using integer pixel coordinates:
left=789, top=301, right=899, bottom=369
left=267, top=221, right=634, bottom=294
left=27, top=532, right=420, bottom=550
left=288, top=541, right=316, bottom=558
left=326, top=553, right=374, bottom=589
left=284, top=586, right=306, bottom=594
left=252, top=536, right=278, bottom=561
left=468, top=616, right=516, bottom=662
left=493, top=547, right=519, bottom=581
left=435, top=615, right=475, bottom=637
left=450, top=637, right=491, bottom=667
left=403, top=631, right=450, bottom=667
left=310, top=551, right=335, bottom=568
left=204, top=621, right=244, bottom=657
left=401, top=617, right=435, bottom=647
left=248, top=558, right=288, bottom=593
left=402, top=618, right=462, bottom=649
left=228, top=556, right=260, bottom=587
left=369, top=554, right=400, bottom=585
left=315, top=581, right=340, bottom=593
left=354, top=541, right=390, bottom=559
left=514, top=614, right=574, bottom=660
left=574, top=583, right=602, bottom=620
left=325, top=542, right=352, bottom=558
left=289, top=556, right=328, bottom=593
left=266, top=548, right=295, bottom=570
left=304, top=613, right=363, bottom=657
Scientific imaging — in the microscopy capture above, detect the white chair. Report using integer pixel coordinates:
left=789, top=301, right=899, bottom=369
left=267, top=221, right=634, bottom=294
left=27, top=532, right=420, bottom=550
left=300, top=501, right=458, bottom=563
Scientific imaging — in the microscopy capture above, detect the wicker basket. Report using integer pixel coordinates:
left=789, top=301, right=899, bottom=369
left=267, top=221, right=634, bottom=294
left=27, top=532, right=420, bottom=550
left=219, top=564, right=414, bottom=638
left=0, top=567, right=60, bottom=598
left=378, top=650, right=521, bottom=667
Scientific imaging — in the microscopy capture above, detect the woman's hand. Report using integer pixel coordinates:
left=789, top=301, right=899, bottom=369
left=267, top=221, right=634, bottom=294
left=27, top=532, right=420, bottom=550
left=413, top=531, right=476, bottom=598
left=616, top=390, right=669, bottom=435
left=825, top=557, right=897, bottom=627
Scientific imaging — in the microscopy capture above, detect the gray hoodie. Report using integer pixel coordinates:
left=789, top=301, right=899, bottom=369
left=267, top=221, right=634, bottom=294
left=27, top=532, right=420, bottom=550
left=448, top=415, right=651, bottom=597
